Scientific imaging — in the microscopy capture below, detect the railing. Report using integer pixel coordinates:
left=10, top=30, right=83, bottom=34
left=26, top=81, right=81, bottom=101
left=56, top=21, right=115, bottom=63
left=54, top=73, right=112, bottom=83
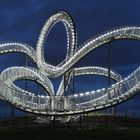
left=0, top=66, right=140, bottom=115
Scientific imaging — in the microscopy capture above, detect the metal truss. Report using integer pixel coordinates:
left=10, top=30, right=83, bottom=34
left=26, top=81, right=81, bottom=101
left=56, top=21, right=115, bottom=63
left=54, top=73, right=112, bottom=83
left=0, top=11, right=140, bottom=116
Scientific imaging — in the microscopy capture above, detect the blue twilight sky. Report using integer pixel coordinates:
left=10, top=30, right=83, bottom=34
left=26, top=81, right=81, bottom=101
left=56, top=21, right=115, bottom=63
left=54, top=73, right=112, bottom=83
left=0, top=0, right=140, bottom=118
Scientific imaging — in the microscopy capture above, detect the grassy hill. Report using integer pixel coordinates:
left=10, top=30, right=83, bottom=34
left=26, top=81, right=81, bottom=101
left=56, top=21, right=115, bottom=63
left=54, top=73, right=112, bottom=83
left=0, top=115, right=140, bottom=140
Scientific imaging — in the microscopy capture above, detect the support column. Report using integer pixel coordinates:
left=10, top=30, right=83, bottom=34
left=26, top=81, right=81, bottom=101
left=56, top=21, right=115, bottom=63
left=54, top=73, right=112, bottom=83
left=63, top=74, right=67, bottom=110
left=53, top=115, right=56, bottom=127
left=11, top=106, right=14, bottom=118
left=72, top=69, right=75, bottom=95
left=64, top=74, right=66, bottom=96
left=108, top=42, right=116, bottom=116
left=108, top=43, right=111, bottom=99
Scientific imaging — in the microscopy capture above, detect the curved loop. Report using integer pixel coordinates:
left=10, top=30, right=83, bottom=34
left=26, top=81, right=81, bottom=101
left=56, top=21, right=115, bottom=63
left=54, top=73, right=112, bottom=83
left=36, top=11, right=77, bottom=76
left=0, top=67, right=54, bottom=96
left=37, top=26, right=140, bottom=78
left=56, top=67, right=122, bottom=96
left=0, top=43, right=36, bottom=62
left=74, top=67, right=122, bottom=81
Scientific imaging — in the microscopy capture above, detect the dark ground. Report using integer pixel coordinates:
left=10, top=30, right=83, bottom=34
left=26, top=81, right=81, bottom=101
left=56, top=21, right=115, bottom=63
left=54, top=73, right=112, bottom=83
left=0, top=126, right=140, bottom=140
left=0, top=115, right=140, bottom=140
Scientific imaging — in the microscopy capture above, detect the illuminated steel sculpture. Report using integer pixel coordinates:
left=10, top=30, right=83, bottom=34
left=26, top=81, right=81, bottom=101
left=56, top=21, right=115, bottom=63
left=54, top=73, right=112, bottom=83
left=0, top=11, right=140, bottom=116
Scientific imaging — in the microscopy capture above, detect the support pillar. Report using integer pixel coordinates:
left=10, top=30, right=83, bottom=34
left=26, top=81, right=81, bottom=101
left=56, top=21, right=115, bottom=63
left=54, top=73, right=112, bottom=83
left=108, top=42, right=116, bottom=116
left=11, top=106, right=14, bottom=118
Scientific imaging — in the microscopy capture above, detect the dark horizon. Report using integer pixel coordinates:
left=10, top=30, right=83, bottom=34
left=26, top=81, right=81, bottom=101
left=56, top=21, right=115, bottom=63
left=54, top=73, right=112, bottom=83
left=0, top=0, right=140, bottom=118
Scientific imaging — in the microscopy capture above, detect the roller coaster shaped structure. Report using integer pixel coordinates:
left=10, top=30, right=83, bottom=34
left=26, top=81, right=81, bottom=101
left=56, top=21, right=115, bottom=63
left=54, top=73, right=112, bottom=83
left=0, top=11, right=140, bottom=116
